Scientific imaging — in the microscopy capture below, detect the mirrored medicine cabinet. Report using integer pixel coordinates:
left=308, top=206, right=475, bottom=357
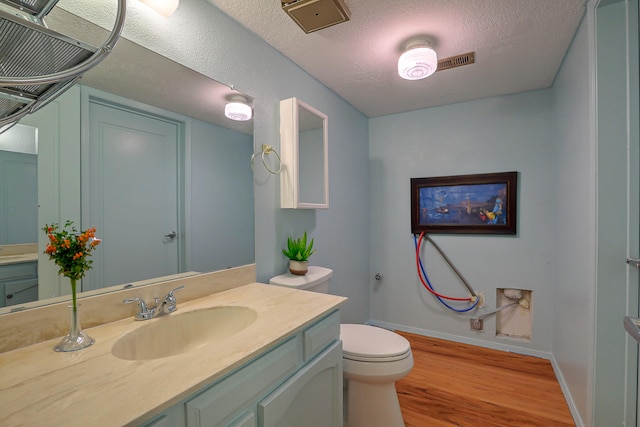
left=280, top=97, right=329, bottom=209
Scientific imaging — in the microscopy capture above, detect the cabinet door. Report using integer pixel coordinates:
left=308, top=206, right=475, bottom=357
left=228, top=412, right=255, bottom=427
left=258, top=341, right=342, bottom=427
left=0, top=262, right=38, bottom=307
left=186, top=337, right=299, bottom=427
left=4, top=277, right=38, bottom=306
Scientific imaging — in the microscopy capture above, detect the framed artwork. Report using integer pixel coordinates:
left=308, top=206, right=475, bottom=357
left=411, top=171, right=518, bottom=235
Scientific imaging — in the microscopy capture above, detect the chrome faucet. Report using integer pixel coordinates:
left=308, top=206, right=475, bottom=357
left=123, top=285, right=185, bottom=320
left=158, top=285, right=185, bottom=315
left=123, top=296, right=159, bottom=320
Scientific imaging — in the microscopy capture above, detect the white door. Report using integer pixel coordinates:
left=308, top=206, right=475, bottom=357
left=0, top=150, right=37, bottom=244
left=82, top=98, right=183, bottom=291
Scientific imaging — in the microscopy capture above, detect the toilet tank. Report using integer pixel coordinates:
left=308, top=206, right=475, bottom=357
left=269, top=266, right=333, bottom=293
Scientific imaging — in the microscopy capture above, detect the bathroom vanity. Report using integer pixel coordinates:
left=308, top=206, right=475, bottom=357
left=144, top=308, right=343, bottom=427
left=0, top=259, right=37, bottom=307
left=0, top=244, right=38, bottom=307
left=0, top=281, right=346, bottom=427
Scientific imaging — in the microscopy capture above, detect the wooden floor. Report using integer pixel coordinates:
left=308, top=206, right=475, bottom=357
left=395, top=332, right=575, bottom=427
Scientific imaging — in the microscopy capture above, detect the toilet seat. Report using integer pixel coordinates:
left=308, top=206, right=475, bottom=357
left=340, top=324, right=412, bottom=362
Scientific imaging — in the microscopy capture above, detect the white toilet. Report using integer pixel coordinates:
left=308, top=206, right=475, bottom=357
left=270, top=266, right=413, bottom=427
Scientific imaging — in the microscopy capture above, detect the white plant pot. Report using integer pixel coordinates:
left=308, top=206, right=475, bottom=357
left=289, top=260, right=308, bottom=275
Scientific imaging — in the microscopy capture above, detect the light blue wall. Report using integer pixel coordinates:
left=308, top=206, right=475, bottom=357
left=368, top=90, right=556, bottom=354
left=189, top=119, right=254, bottom=272
left=552, top=10, right=595, bottom=426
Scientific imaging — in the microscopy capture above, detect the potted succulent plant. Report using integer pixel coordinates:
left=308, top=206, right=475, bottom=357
left=282, top=231, right=316, bottom=275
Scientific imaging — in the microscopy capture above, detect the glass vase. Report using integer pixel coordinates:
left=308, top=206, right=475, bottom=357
left=54, top=303, right=95, bottom=352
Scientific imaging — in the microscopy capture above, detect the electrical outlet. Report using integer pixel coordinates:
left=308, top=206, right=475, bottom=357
left=470, top=318, right=483, bottom=331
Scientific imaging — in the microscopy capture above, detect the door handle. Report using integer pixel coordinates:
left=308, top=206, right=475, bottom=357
left=626, top=258, right=640, bottom=269
left=164, top=231, right=177, bottom=239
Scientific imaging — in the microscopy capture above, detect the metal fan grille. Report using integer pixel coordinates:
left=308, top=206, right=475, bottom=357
left=0, top=9, right=96, bottom=121
left=1, top=0, right=57, bottom=16
left=0, top=97, right=24, bottom=116
left=0, top=18, right=95, bottom=96
left=0, top=0, right=123, bottom=128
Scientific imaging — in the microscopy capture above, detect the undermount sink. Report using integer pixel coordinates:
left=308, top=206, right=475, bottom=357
left=111, top=306, right=258, bottom=360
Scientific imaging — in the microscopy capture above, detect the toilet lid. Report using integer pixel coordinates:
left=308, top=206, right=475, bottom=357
left=269, top=266, right=333, bottom=290
left=340, top=324, right=411, bottom=361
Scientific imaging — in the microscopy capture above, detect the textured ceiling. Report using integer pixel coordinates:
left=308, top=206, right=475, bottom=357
left=210, top=0, right=587, bottom=117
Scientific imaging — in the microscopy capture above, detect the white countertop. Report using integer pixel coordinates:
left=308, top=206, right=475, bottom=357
left=0, top=283, right=346, bottom=426
left=0, top=244, right=37, bottom=266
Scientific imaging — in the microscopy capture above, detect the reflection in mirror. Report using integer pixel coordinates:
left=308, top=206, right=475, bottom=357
left=0, top=124, right=38, bottom=245
left=0, top=10, right=255, bottom=314
left=0, top=124, right=39, bottom=308
left=280, top=97, right=329, bottom=209
left=298, top=105, right=327, bottom=205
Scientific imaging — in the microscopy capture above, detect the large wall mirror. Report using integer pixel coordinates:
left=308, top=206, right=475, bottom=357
left=280, top=97, right=329, bottom=209
left=0, top=8, right=255, bottom=313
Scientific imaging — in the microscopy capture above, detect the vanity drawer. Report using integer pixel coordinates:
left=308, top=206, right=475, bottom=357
left=185, top=336, right=300, bottom=427
left=303, top=310, right=340, bottom=362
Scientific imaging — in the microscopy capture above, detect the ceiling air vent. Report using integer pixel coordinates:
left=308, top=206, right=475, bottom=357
left=281, top=0, right=351, bottom=34
left=437, top=52, right=475, bottom=72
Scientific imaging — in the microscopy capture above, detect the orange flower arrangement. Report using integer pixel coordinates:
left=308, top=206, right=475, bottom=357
left=43, top=221, right=101, bottom=311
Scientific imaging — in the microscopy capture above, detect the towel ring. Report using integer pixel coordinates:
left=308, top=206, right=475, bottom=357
left=251, top=144, right=282, bottom=174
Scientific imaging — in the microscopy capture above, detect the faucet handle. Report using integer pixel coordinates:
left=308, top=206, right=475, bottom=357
left=167, top=285, right=185, bottom=298
left=123, top=297, right=156, bottom=320
left=164, top=285, right=185, bottom=313
left=123, top=297, right=147, bottom=311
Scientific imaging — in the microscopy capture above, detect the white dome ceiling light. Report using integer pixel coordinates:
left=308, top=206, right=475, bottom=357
left=225, top=95, right=252, bottom=121
left=398, top=39, right=438, bottom=81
